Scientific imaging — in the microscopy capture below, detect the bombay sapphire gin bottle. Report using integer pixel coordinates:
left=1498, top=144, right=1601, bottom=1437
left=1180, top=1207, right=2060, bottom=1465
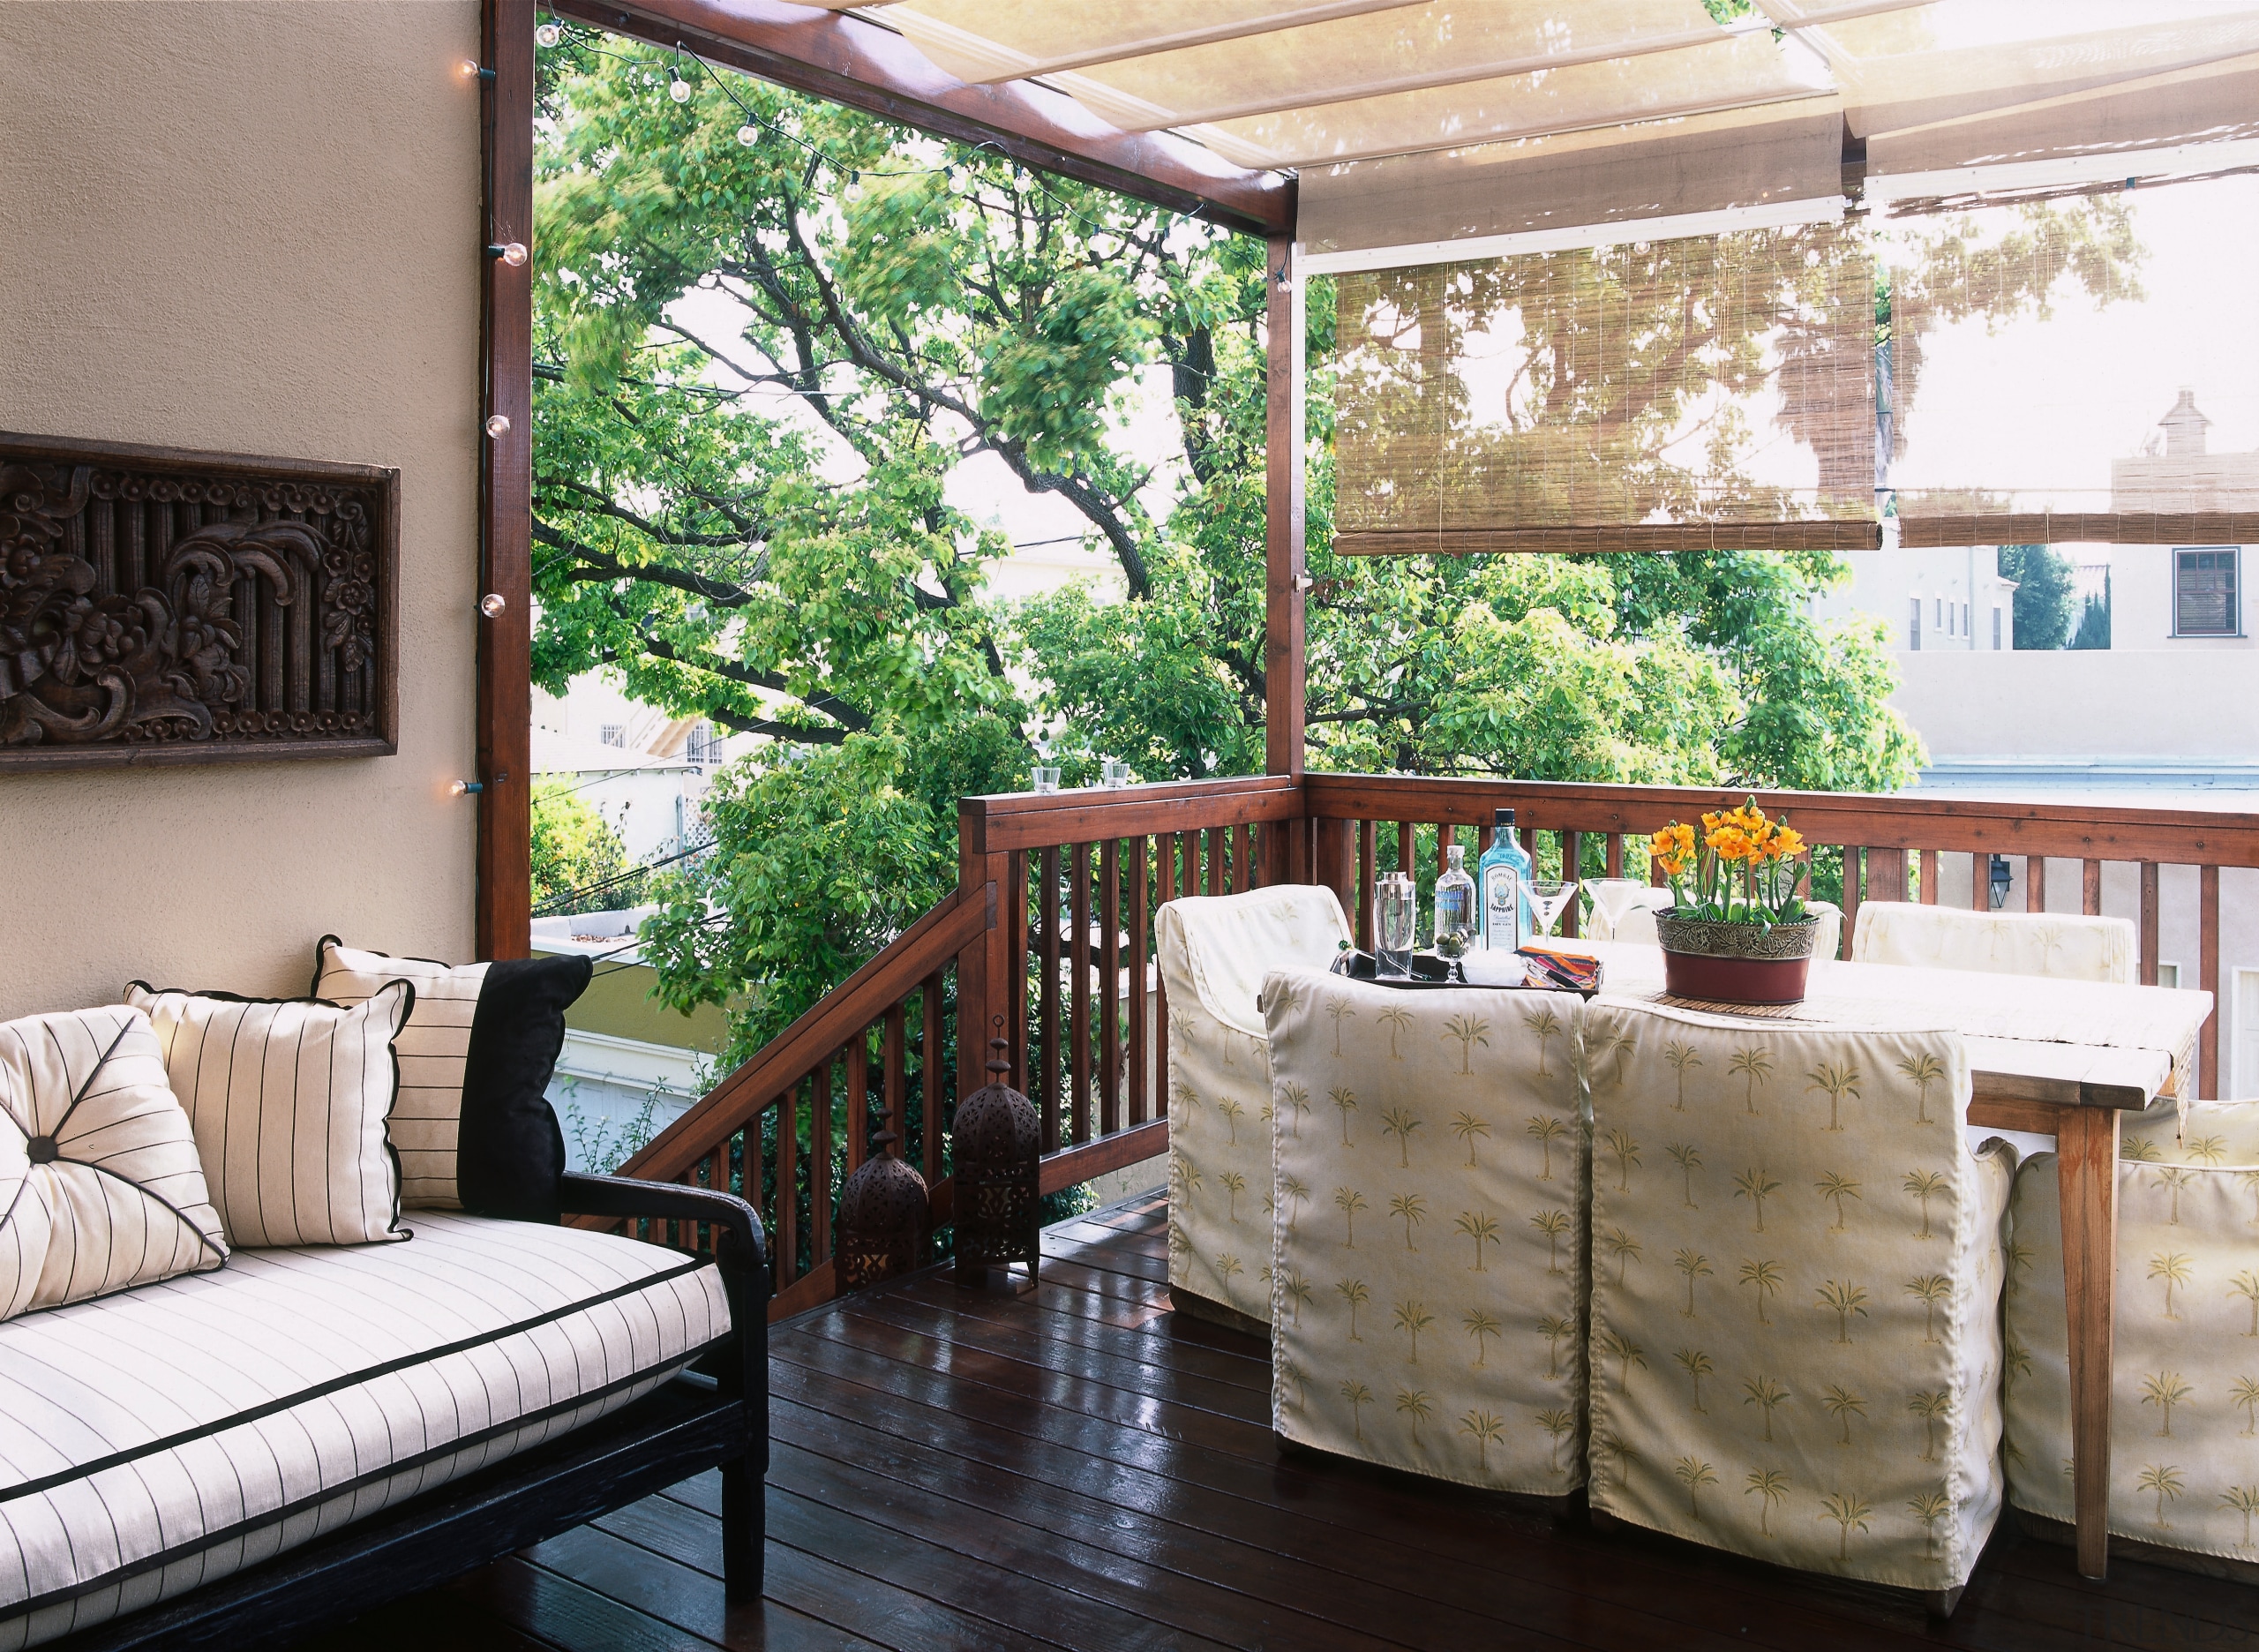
left=1477, top=807, right=1535, bottom=951
left=1433, top=842, right=1476, bottom=958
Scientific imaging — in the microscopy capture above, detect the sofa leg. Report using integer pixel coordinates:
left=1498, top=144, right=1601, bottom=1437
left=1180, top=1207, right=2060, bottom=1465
left=721, top=1453, right=763, bottom=1602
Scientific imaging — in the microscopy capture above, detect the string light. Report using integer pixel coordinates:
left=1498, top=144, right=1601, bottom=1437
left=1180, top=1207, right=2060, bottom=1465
left=737, top=124, right=757, bottom=146
left=488, top=241, right=529, bottom=266
left=450, top=779, right=484, bottom=796
left=536, top=19, right=561, bottom=48
left=480, top=593, right=507, bottom=617
left=459, top=57, right=494, bottom=83
left=484, top=414, right=512, bottom=438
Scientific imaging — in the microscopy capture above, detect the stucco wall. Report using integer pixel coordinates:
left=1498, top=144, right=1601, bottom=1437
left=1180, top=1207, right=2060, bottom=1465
left=1889, top=649, right=2259, bottom=760
left=0, top=1, right=483, bottom=1019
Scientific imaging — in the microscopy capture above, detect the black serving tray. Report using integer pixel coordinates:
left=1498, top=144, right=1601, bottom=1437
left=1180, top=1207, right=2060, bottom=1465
left=1330, top=949, right=1602, bottom=997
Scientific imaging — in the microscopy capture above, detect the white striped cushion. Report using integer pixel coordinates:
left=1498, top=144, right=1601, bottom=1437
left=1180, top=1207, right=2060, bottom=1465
left=124, top=982, right=412, bottom=1249
left=0, top=1009, right=227, bottom=1321
left=311, top=945, right=487, bottom=1210
left=0, top=1214, right=729, bottom=1649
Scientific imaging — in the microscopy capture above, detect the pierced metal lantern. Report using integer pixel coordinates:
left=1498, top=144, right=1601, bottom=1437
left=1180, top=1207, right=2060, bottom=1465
left=952, top=1029, right=1041, bottom=1287
left=838, top=1127, right=927, bottom=1290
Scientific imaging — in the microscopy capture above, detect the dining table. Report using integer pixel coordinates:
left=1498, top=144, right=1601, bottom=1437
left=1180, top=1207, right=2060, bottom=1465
left=1566, top=936, right=2214, bottom=1582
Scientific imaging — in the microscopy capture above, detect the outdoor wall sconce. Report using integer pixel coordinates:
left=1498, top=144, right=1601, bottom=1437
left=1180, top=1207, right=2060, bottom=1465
left=1988, top=853, right=2014, bottom=909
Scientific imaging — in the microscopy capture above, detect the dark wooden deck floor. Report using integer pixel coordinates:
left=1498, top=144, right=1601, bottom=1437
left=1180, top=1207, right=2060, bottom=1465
left=311, top=1188, right=2257, bottom=1652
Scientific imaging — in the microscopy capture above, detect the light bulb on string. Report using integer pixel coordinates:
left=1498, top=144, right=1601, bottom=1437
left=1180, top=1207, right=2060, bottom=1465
left=736, top=124, right=757, bottom=146
left=479, top=593, right=507, bottom=618
left=669, top=74, right=692, bottom=102
left=484, top=413, right=511, bottom=439
left=535, top=20, right=561, bottom=47
left=487, top=241, right=529, bottom=267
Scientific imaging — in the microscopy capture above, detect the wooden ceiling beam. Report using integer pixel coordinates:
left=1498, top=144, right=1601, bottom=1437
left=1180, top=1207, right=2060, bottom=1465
left=548, top=0, right=1291, bottom=236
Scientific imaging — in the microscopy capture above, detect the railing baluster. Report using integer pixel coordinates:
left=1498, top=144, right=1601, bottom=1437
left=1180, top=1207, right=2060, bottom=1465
left=883, top=1004, right=906, bottom=1150
left=1101, top=836, right=1122, bottom=1138
left=1397, top=820, right=1415, bottom=879
left=1008, top=849, right=1029, bottom=1096
left=2083, top=858, right=2104, bottom=915
left=1437, top=822, right=1454, bottom=878
left=1970, top=852, right=1987, bottom=912
left=2027, top=854, right=2047, bottom=913
left=776, top=1083, right=799, bottom=1287
left=1562, top=829, right=1581, bottom=937
left=1606, top=831, right=1623, bottom=879
left=1072, top=840, right=1092, bottom=1146
left=846, top=1032, right=870, bottom=1172
left=1357, top=821, right=1376, bottom=949
left=1153, top=830, right=1173, bottom=1130
left=1130, top=834, right=1150, bottom=1127
left=812, top=1063, right=833, bottom=1268
left=2201, top=865, right=2221, bottom=1099
left=1207, top=827, right=1225, bottom=896
left=1920, top=849, right=1940, bottom=905
left=1842, top=847, right=1862, bottom=960
left=2139, top=861, right=2161, bottom=986
left=1233, top=822, right=1251, bottom=893
left=1039, top=844, right=1062, bottom=1154
left=922, top=973, right=944, bottom=1186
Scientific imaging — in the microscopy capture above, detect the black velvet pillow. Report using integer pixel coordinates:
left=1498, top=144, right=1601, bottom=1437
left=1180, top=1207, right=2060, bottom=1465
left=312, top=938, right=592, bottom=1222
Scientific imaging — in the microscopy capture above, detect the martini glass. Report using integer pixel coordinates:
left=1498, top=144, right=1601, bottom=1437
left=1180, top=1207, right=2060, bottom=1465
left=1528, top=879, right=1579, bottom=941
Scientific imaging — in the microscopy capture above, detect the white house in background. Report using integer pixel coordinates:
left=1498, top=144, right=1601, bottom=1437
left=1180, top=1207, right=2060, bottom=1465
left=533, top=672, right=752, bottom=863
left=1815, top=391, right=2259, bottom=1096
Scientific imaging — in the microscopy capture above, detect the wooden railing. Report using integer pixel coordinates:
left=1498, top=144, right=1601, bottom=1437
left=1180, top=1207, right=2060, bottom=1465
left=606, top=771, right=2259, bottom=1318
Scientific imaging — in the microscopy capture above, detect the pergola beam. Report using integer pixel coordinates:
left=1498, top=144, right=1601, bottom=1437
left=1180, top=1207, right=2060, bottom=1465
left=549, top=0, right=1291, bottom=236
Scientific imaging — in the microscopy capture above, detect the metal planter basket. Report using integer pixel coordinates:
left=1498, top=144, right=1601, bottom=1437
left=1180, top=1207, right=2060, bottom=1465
left=1655, top=913, right=1821, bottom=1006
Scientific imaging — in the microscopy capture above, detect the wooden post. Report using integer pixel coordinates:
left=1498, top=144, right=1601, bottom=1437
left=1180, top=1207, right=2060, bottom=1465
left=2057, top=1105, right=2121, bottom=1581
left=957, top=802, right=1009, bottom=1101
left=476, top=0, right=535, bottom=960
left=2139, top=862, right=2161, bottom=987
left=1265, top=222, right=1307, bottom=881
left=2201, top=864, right=2220, bottom=1099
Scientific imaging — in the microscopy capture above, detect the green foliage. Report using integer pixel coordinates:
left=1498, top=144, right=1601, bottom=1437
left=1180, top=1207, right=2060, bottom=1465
left=1998, top=544, right=2076, bottom=650
left=2070, top=567, right=2113, bottom=650
left=529, top=41, right=2134, bottom=1059
left=531, top=778, right=634, bottom=916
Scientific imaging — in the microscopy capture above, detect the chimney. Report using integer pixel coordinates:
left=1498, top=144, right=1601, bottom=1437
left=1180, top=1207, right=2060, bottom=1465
left=2159, top=387, right=2210, bottom=457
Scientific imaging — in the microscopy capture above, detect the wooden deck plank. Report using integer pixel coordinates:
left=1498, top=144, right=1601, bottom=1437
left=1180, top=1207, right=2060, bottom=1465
left=292, top=1190, right=2248, bottom=1652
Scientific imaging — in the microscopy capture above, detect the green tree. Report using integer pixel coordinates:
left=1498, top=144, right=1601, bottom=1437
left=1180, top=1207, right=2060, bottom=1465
left=2069, top=567, right=2112, bottom=650
left=530, top=778, right=635, bottom=916
left=1997, top=545, right=2075, bottom=650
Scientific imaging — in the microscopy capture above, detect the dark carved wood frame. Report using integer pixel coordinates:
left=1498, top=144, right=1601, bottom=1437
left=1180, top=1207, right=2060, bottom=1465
left=0, top=431, right=400, bottom=771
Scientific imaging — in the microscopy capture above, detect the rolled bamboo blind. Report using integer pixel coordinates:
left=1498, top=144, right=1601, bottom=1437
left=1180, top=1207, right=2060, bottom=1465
left=1332, top=220, right=1878, bottom=556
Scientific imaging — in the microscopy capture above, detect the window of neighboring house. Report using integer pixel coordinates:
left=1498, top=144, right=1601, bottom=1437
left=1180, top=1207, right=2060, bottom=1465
left=1910, top=597, right=1922, bottom=650
left=1992, top=606, right=2003, bottom=649
left=599, top=724, right=626, bottom=748
left=1960, top=602, right=1970, bottom=636
left=2174, top=547, right=2240, bottom=635
left=1934, top=596, right=1944, bottom=630
left=685, top=722, right=719, bottom=766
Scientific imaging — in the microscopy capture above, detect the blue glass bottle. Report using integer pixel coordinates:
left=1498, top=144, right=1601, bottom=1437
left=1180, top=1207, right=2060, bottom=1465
left=1477, top=807, right=1535, bottom=952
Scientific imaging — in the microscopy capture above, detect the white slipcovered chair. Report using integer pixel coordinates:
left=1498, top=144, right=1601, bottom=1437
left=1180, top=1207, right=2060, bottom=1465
left=1156, top=885, right=1352, bottom=1325
left=2003, top=1099, right=2259, bottom=1576
left=1583, top=1000, right=2015, bottom=1608
left=1851, top=904, right=2135, bottom=984
left=1263, top=970, right=1589, bottom=1499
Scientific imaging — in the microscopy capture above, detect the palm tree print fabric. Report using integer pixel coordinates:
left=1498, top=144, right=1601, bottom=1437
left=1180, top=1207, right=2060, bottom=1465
left=1850, top=905, right=2135, bottom=985
left=1585, top=1001, right=2014, bottom=1591
left=1263, top=970, right=1588, bottom=1496
left=1158, top=889, right=1353, bottom=1323
left=2005, top=1097, right=2259, bottom=1564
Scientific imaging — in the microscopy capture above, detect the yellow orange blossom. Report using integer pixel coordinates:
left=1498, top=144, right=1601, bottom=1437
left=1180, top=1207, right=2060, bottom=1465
left=1700, top=810, right=1724, bottom=834
left=1706, top=825, right=1755, bottom=861
left=1767, top=826, right=1806, bottom=861
left=1648, top=823, right=1694, bottom=877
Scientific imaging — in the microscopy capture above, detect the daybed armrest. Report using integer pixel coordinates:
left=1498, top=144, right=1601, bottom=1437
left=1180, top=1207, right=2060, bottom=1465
left=559, top=1172, right=770, bottom=1406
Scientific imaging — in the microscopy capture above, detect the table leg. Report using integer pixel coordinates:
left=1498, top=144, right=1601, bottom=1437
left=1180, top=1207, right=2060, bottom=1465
left=2056, top=1106, right=2121, bottom=1581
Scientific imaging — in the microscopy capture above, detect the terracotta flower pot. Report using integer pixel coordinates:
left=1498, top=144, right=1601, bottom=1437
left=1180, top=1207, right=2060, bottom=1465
left=1655, top=913, right=1820, bottom=1007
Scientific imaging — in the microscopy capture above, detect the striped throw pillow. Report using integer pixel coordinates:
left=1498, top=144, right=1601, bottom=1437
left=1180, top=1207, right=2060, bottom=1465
left=0, top=1006, right=228, bottom=1319
left=124, top=980, right=413, bottom=1248
left=311, top=939, right=590, bottom=1220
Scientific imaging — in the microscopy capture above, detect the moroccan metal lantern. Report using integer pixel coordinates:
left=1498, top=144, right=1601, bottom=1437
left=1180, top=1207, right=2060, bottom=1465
left=837, top=1126, right=927, bottom=1290
left=952, top=1025, right=1041, bottom=1288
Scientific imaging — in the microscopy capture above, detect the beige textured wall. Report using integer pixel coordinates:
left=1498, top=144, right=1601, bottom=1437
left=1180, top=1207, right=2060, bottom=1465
left=0, top=1, right=484, bottom=1019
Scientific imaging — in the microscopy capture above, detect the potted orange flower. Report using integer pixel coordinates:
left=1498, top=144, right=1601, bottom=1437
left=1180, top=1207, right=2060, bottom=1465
left=1648, top=799, right=1818, bottom=1004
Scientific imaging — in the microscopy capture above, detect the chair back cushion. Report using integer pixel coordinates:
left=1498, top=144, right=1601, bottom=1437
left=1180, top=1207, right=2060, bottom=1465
left=1264, top=970, right=1589, bottom=1494
left=1158, top=886, right=1351, bottom=1322
left=0, top=1006, right=227, bottom=1321
left=125, top=980, right=413, bottom=1247
left=1850, top=904, right=2134, bottom=984
left=1583, top=999, right=2013, bottom=1592
left=313, top=938, right=590, bottom=1219
left=2004, top=1098, right=2259, bottom=1562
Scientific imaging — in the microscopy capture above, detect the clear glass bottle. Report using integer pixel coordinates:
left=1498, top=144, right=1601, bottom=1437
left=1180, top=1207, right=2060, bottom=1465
left=1477, top=807, right=1535, bottom=951
left=1433, top=843, right=1476, bottom=957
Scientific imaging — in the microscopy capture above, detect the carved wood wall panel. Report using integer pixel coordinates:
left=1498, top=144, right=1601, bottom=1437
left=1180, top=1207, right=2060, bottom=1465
left=0, top=432, right=398, bottom=770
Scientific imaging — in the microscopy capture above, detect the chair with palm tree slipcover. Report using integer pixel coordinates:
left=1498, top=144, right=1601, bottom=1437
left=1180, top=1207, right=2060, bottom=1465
left=1262, top=969, right=1589, bottom=1499
left=2003, top=1099, right=2259, bottom=1577
left=1157, top=885, right=1353, bottom=1325
left=1851, top=904, right=2135, bottom=984
left=1583, top=1000, right=2015, bottom=1609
